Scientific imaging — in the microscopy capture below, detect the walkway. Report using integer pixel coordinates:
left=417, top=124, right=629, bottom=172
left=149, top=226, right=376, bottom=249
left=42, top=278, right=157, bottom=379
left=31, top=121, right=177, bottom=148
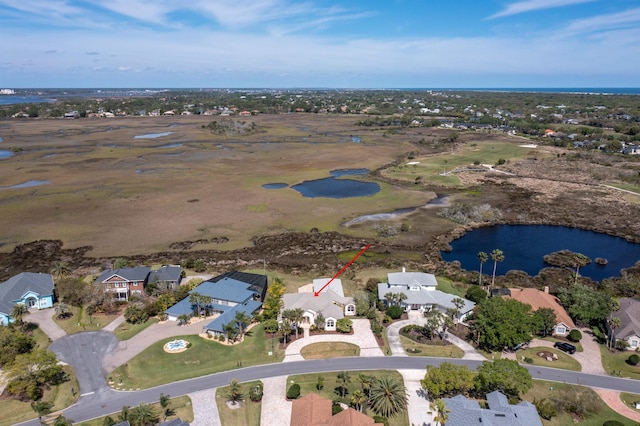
left=260, top=376, right=291, bottom=426
left=400, top=369, right=433, bottom=426
left=27, top=308, right=66, bottom=341
left=103, top=314, right=126, bottom=332
left=190, top=389, right=220, bottom=426
left=283, top=319, right=383, bottom=362
left=594, top=389, right=640, bottom=422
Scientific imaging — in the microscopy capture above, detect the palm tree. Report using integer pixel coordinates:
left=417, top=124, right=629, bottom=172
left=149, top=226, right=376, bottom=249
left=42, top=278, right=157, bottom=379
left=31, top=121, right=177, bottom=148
left=336, top=371, right=351, bottom=398
left=177, top=313, right=191, bottom=326
left=608, top=317, right=621, bottom=349
left=159, top=393, right=175, bottom=421
left=227, top=379, right=244, bottom=406
left=117, top=406, right=130, bottom=423
left=10, top=303, right=29, bottom=327
left=397, top=292, right=408, bottom=309
left=574, top=253, right=590, bottom=284
left=291, top=308, right=305, bottom=340
left=490, top=249, right=505, bottom=292
left=430, top=398, right=450, bottom=426
left=55, top=302, right=70, bottom=319
left=52, top=415, right=74, bottom=426
left=51, top=261, right=71, bottom=278
left=234, top=311, right=252, bottom=339
left=452, top=297, right=466, bottom=322
left=350, top=389, right=367, bottom=412
left=129, top=403, right=159, bottom=426
left=223, top=322, right=239, bottom=343
left=358, top=373, right=375, bottom=396
left=477, top=251, right=488, bottom=287
left=369, top=376, right=408, bottom=418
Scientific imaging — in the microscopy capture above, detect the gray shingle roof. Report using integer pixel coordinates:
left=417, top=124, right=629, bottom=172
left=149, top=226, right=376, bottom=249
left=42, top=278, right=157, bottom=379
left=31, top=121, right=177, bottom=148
left=96, top=266, right=151, bottom=283
left=612, top=298, right=640, bottom=340
left=148, top=265, right=182, bottom=283
left=282, top=289, right=352, bottom=320
left=388, top=271, right=437, bottom=287
left=377, top=283, right=475, bottom=314
left=312, top=278, right=344, bottom=297
left=443, top=392, right=542, bottom=426
left=0, top=272, right=54, bottom=315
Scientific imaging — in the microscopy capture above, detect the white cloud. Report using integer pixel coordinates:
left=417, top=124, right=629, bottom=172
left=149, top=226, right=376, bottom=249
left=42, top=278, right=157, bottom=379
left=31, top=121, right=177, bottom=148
left=488, top=0, right=596, bottom=19
left=560, top=7, right=640, bottom=35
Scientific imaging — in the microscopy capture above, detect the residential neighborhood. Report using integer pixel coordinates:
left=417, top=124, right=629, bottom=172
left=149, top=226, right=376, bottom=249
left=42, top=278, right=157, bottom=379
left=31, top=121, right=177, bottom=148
left=1, top=262, right=639, bottom=426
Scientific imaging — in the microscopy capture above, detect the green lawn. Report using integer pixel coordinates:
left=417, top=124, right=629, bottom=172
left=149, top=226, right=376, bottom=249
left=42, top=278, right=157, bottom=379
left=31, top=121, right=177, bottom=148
left=287, top=370, right=410, bottom=426
left=384, top=140, right=550, bottom=187
left=400, top=335, right=464, bottom=358
left=620, top=392, right=640, bottom=410
left=112, top=317, right=159, bottom=341
left=53, top=305, right=122, bottom=334
left=522, top=380, right=639, bottom=425
left=435, top=276, right=465, bottom=297
left=215, top=381, right=262, bottom=426
left=300, top=342, right=360, bottom=359
left=109, top=324, right=284, bottom=389
left=0, top=365, right=79, bottom=426
left=517, top=347, right=582, bottom=371
left=600, top=346, right=640, bottom=379
left=76, top=395, right=194, bottom=425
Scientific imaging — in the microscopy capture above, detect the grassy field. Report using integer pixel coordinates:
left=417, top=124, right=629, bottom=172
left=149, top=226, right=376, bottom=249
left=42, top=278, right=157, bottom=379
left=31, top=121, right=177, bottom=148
left=112, top=317, right=159, bottom=341
left=109, top=324, right=284, bottom=389
left=76, top=395, right=194, bottom=425
left=517, top=347, right=582, bottom=371
left=53, top=305, right=122, bottom=334
left=382, top=139, right=551, bottom=187
left=400, top=335, right=465, bottom=358
left=0, top=114, right=434, bottom=256
left=522, top=380, right=639, bottom=425
left=287, top=370, right=410, bottom=426
left=435, top=276, right=466, bottom=297
left=600, top=346, right=640, bottom=380
left=215, top=381, right=262, bottom=426
left=300, top=342, right=360, bottom=359
left=0, top=365, right=79, bottom=426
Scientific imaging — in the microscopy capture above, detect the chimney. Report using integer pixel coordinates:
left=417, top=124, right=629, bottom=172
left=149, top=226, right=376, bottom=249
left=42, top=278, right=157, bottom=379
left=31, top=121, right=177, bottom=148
left=544, top=286, right=549, bottom=294
left=402, top=266, right=406, bottom=273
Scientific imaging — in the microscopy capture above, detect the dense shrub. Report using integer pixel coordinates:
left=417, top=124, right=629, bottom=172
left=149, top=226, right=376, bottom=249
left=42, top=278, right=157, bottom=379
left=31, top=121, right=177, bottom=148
left=627, top=353, right=640, bottom=366
left=336, top=318, right=353, bottom=333
left=263, top=319, right=279, bottom=334
left=386, top=305, right=404, bottom=320
left=332, top=400, right=343, bottom=415
left=249, top=383, right=263, bottom=402
left=287, top=384, right=300, bottom=400
left=124, top=304, right=149, bottom=324
left=568, top=329, right=582, bottom=342
left=602, top=421, right=625, bottom=426
left=533, top=397, right=557, bottom=420
left=465, top=285, right=488, bottom=303
left=372, top=416, right=389, bottom=426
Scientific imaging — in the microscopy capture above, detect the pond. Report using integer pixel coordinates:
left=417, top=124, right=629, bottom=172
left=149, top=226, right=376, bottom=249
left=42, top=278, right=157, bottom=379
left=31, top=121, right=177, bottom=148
left=134, top=132, right=174, bottom=139
left=441, top=225, right=640, bottom=282
left=0, top=180, right=50, bottom=190
left=262, top=183, right=289, bottom=189
left=291, top=169, right=380, bottom=199
left=0, top=150, right=14, bottom=159
left=157, top=143, right=183, bottom=148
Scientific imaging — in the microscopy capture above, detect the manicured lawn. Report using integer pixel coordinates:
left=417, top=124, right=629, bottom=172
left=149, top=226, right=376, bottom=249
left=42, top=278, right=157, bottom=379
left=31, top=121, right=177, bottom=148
left=287, top=370, right=410, bottom=426
left=435, top=276, right=465, bottom=297
left=522, top=380, right=638, bottom=425
left=0, top=365, right=79, bottom=426
left=76, top=395, right=194, bottom=425
left=301, top=342, right=360, bottom=359
left=31, top=325, right=53, bottom=349
left=400, top=335, right=464, bottom=358
left=53, top=305, right=122, bottom=334
left=516, top=347, right=582, bottom=371
left=600, top=346, right=640, bottom=380
left=216, top=381, right=262, bottom=426
left=112, top=317, right=159, bottom=341
left=109, top=324, right=285, bottom=389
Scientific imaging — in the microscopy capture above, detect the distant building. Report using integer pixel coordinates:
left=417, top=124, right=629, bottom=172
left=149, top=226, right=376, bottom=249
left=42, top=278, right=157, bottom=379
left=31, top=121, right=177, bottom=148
left=94, top=265, right=182, bottom=301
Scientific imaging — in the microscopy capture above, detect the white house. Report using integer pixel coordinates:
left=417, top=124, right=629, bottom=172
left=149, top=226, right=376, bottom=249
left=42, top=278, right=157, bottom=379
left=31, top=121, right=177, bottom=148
left=607, top=298, right=640, bottom=350
left=377, top=269, right=475, bottom=321
left=0, top=272, right=55, bottom=325
left=282, top=278, right=356, bottom=332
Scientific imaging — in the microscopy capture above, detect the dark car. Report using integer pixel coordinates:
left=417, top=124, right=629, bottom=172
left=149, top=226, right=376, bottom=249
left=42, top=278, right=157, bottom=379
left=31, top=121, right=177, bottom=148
left=554, top=341, right=576, bottom=354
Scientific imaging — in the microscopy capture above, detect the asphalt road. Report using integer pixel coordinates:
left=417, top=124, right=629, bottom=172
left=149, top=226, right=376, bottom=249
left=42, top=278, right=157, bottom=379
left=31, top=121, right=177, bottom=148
left=20, top=356, right=640, bottom=425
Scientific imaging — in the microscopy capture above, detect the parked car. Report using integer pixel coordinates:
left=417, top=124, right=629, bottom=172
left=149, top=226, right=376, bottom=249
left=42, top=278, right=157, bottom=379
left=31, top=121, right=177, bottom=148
left=511, top=342, right=527, bottom=352
left=554, top=341, right=576, bottom=354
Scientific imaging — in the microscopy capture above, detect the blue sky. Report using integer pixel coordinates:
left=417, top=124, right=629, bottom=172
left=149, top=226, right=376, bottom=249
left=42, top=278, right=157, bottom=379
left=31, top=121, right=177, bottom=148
left=1, top=0, right=639, bottom=88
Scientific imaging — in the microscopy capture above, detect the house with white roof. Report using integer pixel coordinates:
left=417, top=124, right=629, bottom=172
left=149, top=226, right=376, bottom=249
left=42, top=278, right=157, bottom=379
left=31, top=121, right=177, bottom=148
left=281, top=278, right=356, bottom=331
left=0, top=272, right=55, bottom=325
left=377, top=269, right=475, bottom=321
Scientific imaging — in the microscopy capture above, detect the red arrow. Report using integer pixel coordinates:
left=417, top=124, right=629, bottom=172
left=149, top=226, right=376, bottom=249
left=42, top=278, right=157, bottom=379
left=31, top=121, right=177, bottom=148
left=314, top=244, right=371, bottom=296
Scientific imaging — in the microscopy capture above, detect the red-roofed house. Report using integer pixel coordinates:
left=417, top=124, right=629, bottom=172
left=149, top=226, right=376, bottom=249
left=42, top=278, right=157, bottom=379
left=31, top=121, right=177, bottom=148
left=290, top=393, right=383, bottom=426
left=503, top=287, right=576, bottom=336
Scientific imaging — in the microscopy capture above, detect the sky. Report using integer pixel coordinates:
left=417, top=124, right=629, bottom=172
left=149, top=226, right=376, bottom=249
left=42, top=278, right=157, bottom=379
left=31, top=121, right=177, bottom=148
left=1, top=0, right=639, bottom=88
